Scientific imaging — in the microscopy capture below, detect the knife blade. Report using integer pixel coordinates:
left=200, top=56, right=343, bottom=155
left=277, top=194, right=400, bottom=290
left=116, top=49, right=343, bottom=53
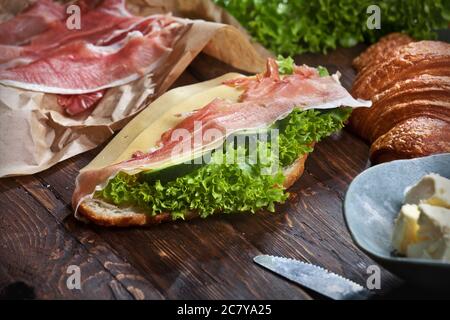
left=254, top=255, right=372, bottom=300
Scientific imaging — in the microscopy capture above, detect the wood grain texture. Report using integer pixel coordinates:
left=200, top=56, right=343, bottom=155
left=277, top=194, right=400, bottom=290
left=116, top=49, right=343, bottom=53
left=0, top=52, right=422, bottom=300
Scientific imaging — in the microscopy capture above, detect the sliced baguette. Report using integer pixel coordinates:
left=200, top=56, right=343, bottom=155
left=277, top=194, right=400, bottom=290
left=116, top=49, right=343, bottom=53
left=76, top=153, right=309, bottom=227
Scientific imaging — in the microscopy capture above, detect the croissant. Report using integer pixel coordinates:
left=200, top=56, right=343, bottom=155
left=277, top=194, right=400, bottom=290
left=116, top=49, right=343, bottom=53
left=352, top=32, right=413, bottom=72
left=349, top=35, right=450, bottom=163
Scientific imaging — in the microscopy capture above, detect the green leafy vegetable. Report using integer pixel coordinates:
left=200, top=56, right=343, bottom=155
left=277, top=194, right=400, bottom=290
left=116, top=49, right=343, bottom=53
left=96, top=146, right=287, bottom=219
left=276, top=56, right=330, bottom=77
left=317, top=66, right=330, bottom=77
left=278, top=108, right=351, bottom=167
left=214, top=0, right=450, bottom=55
left=276, top=55, right=295, bottom=74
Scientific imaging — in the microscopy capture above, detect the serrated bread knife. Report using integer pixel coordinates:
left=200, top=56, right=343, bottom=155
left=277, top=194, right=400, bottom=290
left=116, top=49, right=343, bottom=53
left=254, top=255, right=372, bottom=300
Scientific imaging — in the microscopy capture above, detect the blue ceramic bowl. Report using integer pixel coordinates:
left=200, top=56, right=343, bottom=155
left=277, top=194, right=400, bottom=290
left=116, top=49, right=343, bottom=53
left=344, top=153, right=450, bottom=288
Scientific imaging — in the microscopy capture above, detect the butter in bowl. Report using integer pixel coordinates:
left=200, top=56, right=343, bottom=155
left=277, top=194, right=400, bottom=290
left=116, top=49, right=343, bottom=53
left=392, top=174, right=450, bottom=262
left=344, top=153, right=450, bottom=288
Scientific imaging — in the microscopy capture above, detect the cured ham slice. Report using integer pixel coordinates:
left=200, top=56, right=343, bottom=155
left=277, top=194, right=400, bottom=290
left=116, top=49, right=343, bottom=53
left=224, top=60, right=329, bottom=103
left=0, top=25, right=184, bottom=94
left=97, top=15, right=177, bottom=46
left=0, top=0, right=160, bottom=67
left=0, top=45, right=37, bottom=69
left=72, top=58, right=371, bottom=208
left=92, top=0, right=132, bottom=17
left=0, top=0, right=65, bottom=45
left=58, top=90, right=106, bottom=115
left=0, top=14, right=179, bottom=68
left=0, top=0, right=185, bottom=115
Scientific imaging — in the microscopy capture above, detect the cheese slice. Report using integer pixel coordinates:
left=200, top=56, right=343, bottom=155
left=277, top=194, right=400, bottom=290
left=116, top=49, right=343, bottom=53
left=406, top=204, right=450, bottom=261
left=84, top=73, right=244, bottom=171
left=392, top=204, right=421, bottom=255
left=404, top=173, right=450, bottom=208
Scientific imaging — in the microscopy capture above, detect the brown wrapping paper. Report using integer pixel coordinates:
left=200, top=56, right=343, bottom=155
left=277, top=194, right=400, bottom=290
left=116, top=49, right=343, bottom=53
left=0, top=0, right=269, bottom=177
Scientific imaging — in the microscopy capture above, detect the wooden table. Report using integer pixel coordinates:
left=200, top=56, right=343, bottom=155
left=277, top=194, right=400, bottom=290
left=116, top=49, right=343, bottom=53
left=0, top=47, right=443, bottom=300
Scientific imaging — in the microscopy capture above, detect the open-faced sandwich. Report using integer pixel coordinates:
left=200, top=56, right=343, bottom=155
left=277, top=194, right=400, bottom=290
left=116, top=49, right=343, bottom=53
left=72, top=57, right=371, bottom=226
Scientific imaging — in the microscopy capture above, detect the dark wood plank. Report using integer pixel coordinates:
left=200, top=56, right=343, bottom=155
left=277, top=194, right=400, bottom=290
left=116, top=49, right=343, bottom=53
left=16, top=175, right=165, bottom=300
left=0, top=178, right=154, bottom=299
left=92, top=218, right=312, bottom=299
left=0, top=71, right=204, bottom=299
left=306, top=131, right=370, bottom=198
left=189, top=53, right=252, bottom=80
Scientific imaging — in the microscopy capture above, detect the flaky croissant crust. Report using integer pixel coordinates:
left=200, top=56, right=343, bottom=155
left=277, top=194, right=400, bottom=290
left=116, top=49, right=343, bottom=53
left=349, top=36, right=450, bottom=163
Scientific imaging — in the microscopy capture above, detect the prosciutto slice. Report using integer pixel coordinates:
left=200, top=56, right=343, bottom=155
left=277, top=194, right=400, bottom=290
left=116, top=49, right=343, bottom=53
left=0, top=24, right=184, bottom=94
left=0, top=4, right=173, bottom=68
left=0, top=0, right=65, bottom=45
left=0, top=0, right=184, bottom=115
left=58, top=90, right=106, bottom=115
left=72, top=58, right=371, bottom=209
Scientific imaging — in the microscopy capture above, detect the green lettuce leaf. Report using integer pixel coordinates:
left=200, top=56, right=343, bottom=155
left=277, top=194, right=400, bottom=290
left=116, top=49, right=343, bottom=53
left=96, top=146, right=287, bottom=219
left=317, top=66, right=330, bottom=77
left=276, top=55, right=330, bottom=77
left=278, top=108, right=351, bottom=167
left=276, top=55, right=295, bottom=74
left=214, top=0, right=450, bottom=55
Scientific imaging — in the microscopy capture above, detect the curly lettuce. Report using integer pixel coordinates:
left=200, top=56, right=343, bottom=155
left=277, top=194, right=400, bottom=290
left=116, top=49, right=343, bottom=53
left=276, top=55, right=295, bottom=75
left=278, top=108, right=351, bottom=167
left=214, top=0, right=450, bottom=55
left=96, top=147, right=287, bottom=219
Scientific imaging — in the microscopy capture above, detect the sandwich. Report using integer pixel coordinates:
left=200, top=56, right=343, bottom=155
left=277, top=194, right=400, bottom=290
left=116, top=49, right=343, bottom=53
left=72, top=57, right=371, bottom=226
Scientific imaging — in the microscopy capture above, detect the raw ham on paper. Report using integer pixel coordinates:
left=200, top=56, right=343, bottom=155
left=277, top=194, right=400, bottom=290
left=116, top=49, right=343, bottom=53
left=0, top=27, right=183, bottom=93
left=72, top=58, right=371, bottom=208
left=0, top=0, right=65, bottom=45
left=0, top=3, right=174, bottom=67
left=58, top=90, right=107, bottom=116
left=0, top=0, right=185, bottom=115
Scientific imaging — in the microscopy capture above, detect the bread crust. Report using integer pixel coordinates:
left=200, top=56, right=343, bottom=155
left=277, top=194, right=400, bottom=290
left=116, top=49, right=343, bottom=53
left=349, top=35, right=450, bottom=163
left=370, top=117, right=450, bottom=164
left=352, top=33, right=413, bottom=72
left=76, top=153, right=309, bottom=227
